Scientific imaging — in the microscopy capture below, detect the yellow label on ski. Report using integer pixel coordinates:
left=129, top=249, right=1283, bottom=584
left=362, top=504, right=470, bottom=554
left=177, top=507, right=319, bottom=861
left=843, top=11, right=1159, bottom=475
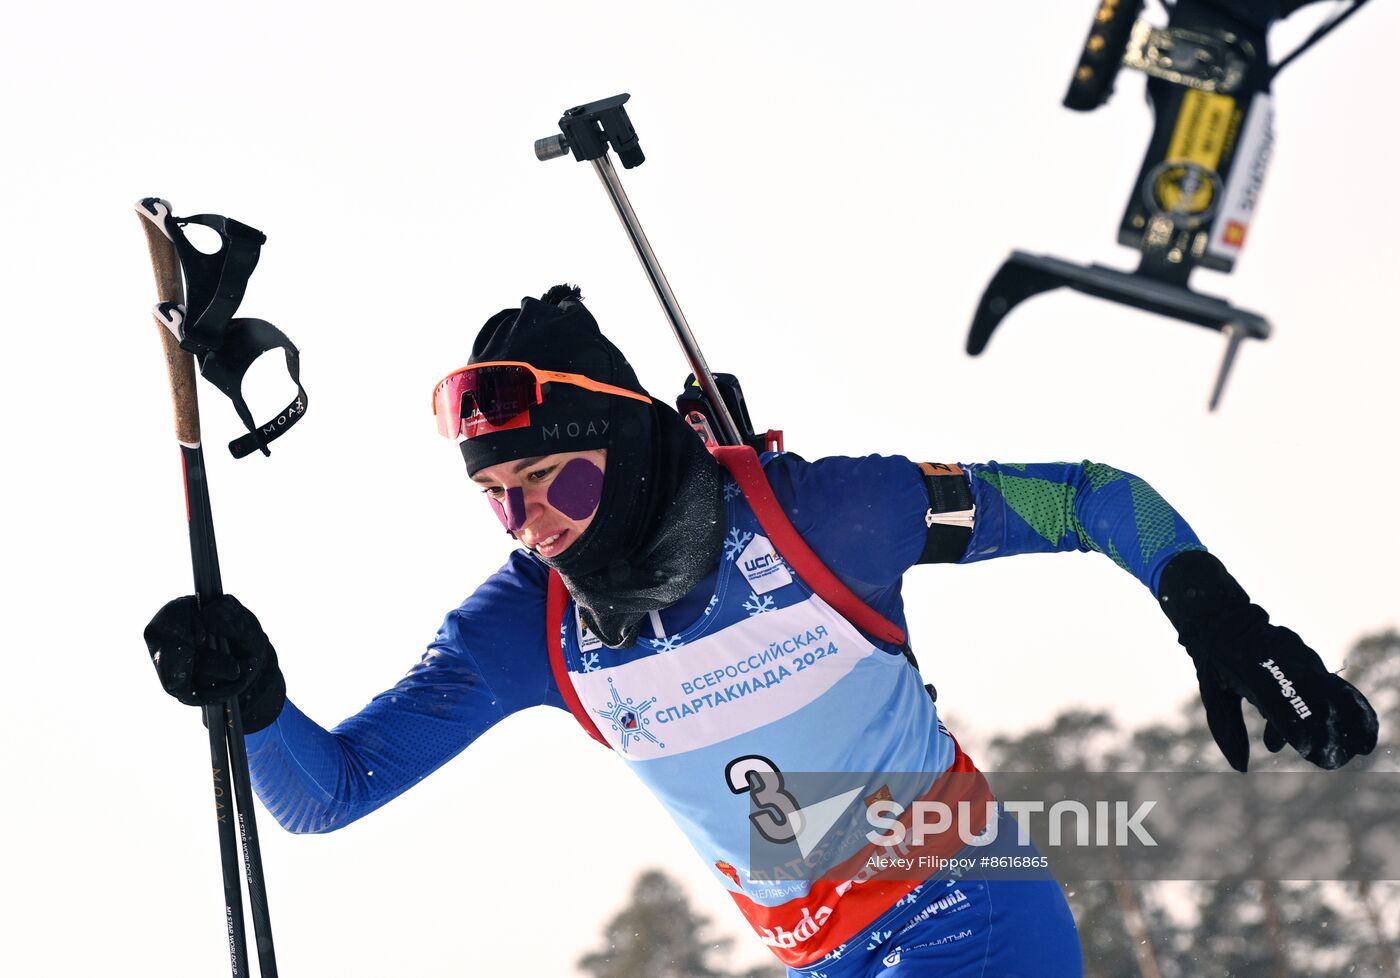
left=1167, top=90, right=1236, bottom=168
left=1150, top=90, right=1238, bottom=216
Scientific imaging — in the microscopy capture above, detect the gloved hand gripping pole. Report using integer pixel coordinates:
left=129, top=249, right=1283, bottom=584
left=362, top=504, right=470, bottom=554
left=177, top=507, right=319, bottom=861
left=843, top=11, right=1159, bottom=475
left=535, top=94, right=746, bottom=448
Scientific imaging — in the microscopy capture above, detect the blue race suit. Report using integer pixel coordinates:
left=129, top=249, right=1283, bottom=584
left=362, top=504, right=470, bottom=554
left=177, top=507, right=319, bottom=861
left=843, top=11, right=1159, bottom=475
left=246, top=455, right=1201, bottom=976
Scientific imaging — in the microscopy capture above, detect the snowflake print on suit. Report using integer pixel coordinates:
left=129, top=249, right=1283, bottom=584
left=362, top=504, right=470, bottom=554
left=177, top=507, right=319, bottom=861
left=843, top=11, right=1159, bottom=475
left=724, top=528, right=754, bottom=561
left=743, top=592, right=775, bottom=616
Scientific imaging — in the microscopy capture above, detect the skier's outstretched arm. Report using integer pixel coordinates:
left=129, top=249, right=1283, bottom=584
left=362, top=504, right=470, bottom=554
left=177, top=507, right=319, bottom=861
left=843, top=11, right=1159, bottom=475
left=761, top=454, right=1376, bottom=773
left=959, top=459, right=1378, bottom=772
left=145, top=551, right=560, bottom=834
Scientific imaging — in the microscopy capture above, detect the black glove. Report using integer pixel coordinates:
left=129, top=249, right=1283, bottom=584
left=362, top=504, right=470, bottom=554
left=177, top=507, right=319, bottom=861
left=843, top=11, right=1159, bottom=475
left=143, top=594, right=287, bottom=733
left=1158, top=550, right=1377, bottom=772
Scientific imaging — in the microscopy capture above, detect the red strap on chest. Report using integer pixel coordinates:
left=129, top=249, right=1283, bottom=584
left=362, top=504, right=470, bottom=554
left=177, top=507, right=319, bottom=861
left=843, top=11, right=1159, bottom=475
left=545, top=445, right=907, bottom=749
left=546, top=570, right=611, bottom=747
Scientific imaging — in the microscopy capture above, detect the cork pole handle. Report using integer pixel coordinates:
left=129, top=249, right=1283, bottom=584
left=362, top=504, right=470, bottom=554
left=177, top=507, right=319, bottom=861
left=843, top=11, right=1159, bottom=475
left=135, top=199, right=201, bottom=446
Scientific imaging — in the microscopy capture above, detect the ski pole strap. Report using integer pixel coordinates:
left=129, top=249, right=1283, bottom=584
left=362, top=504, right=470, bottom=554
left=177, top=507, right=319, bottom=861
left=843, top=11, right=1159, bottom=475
left=142, top=200, right=309, bottom=458
left=181, top=308, right=306, bottom=459
left=710, top=445, right=907, bottom=647
left=165, top=213, right=266, bottom=355
left=546, top=571, right=612, bottom=748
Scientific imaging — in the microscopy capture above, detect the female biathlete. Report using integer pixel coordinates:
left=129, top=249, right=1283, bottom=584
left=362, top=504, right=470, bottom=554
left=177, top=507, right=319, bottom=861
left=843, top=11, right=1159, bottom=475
left=144, top=286, right=1377, bottom=977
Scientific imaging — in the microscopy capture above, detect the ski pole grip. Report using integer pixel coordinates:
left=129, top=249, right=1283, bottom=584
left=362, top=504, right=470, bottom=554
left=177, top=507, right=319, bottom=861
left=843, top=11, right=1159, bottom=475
left=136, top=198, right=202, bottom=447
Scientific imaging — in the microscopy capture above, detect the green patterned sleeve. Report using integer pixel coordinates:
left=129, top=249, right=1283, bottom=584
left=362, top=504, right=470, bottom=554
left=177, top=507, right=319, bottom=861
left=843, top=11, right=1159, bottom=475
left=959, top=461, right=1205, bottom=593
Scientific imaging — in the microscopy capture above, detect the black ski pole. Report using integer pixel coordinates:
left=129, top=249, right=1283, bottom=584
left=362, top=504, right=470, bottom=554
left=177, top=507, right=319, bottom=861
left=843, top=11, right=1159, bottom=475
left=190, top=438, right=280, bottom=976
left=177, top=380, right=278, bottom=974
left=224, top=696, right=279, bottom=973
left=136, top=199, right=279, bottom=978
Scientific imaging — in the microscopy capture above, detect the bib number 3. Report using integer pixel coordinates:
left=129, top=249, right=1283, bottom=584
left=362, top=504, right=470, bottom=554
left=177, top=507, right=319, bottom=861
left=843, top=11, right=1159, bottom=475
left=726, top=755, right=801, bottom=844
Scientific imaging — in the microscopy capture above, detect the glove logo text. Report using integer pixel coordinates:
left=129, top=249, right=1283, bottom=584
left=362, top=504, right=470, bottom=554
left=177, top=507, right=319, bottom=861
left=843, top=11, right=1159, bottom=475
left=1259, top=658, right=1313, bottom=719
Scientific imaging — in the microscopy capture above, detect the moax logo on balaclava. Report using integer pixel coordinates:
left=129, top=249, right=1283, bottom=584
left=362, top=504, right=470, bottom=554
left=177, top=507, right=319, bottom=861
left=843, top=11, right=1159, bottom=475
left=542, top=420, right=610, bottom=440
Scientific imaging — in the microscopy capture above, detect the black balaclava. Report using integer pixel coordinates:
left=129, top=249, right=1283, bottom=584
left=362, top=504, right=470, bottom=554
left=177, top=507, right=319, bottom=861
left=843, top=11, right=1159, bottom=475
left=461, top=286, right=725, bottom=648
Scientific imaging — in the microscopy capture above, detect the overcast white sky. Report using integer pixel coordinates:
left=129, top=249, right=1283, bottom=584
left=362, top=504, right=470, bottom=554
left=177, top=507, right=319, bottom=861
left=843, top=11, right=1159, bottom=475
left=3, top=2, right=1396, bottom=975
